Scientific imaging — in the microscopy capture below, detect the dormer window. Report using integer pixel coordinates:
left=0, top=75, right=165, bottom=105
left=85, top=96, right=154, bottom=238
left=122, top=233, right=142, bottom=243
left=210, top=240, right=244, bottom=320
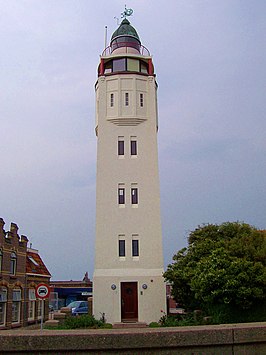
left=28, top=256, right=39, bottom=266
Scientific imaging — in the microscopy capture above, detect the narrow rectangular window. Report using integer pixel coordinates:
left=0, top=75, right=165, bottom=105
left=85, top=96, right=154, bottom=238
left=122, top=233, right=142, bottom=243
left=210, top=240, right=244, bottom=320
left=132, top=240, right=139, bottom=257
left=131, top=187, right=138, bottom=205
left=130, top=139, right=137, bottom=156
left=140, top=93, right=144, bottom=107
left=110, top=93, right=114, bottom=107
left=118, top=187, right=125, bottom=204
left=37, top=300, right=43, bottom=319
left=118, top=138, right=124, bottom=156
left=0, top=288, right=7, bottom=327
left=12, top=289, right=21, bottom=323
left=119, top=240, right=126, bottom=257
left=125, top=92, right=129, bottom=106
left=10, top=252, right=17, bottom=275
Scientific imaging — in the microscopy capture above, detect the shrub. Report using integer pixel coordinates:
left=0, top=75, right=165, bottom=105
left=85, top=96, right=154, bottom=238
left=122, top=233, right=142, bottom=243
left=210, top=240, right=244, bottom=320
left=63, top=314, right=107, bottom=329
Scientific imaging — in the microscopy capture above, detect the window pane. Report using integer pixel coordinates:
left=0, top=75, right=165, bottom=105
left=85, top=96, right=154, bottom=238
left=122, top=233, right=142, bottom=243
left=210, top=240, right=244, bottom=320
left=131, top=140, right=137, bottom=155
left=13, top=290, right=21, bottom=301
left=125, top=93, right=129, bottom=106
left=131, top=188, right=138, bottom=204
left=140, top=61, right=148, bottom=74
left=113, top=58, right=126, bottom=72
left=110, top=93, right=114, bottom=107
left=29, top=289, right=36, bottom=301
left=118, top=188, right=125, bottom=204
left=104, top=60, right=112, bottom=74
left=12, top=302, right=20, bottom=323
left=119, top=240, right=125, bottom=257
left=118, top=141, right=124, bottom=155
left=140, top=93, right=144, bottom=107
left=0, top=303, right=6, bottom=325
left=132, top=240, right=139, bottom=257
left=127, top=58, right=139, bottom=72
left=0, top=289, right=7, bottom=302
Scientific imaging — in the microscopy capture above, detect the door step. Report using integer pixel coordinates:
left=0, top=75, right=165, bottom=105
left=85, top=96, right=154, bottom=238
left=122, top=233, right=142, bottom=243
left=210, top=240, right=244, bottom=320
left=113, top=322, right=147, bottom=329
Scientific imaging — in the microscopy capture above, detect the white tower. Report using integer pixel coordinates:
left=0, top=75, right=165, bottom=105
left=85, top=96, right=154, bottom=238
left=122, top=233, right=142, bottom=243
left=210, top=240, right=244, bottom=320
left=93, top=14, right=166, bottom=324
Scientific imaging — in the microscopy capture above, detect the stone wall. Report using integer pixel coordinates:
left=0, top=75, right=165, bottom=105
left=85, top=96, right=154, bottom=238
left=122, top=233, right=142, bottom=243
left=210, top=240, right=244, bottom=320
left=0, top=322, right=265, bottom=354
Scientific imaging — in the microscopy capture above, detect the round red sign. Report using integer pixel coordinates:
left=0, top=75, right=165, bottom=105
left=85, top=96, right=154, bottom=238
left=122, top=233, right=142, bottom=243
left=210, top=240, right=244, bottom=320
left=36, top=284, right=50, bottom=299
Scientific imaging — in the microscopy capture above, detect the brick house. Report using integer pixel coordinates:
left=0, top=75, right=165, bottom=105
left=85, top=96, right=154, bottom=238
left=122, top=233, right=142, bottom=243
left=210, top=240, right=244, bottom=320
left=0, top=218, right=51, bottom=330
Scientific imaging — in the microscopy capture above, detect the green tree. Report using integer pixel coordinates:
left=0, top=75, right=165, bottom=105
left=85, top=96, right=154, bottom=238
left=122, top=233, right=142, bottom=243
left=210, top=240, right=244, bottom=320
left=164, top=222, right=266, bottom=322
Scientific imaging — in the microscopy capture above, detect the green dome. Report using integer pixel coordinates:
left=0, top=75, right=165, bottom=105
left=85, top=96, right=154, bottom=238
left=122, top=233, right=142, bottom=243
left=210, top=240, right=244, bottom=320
left=111, top=19, right=140, bottom=43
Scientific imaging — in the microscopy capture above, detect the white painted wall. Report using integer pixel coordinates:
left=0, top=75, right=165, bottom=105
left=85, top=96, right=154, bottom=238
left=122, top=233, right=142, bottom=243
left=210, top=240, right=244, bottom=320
left=93, top=57, right=166, bottom=324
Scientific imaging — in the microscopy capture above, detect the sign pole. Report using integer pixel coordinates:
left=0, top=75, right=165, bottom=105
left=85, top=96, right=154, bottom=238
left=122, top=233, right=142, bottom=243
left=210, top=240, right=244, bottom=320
left=41, top=298, right=44, bottom=331
left=35, top=283, right=50, bottom=331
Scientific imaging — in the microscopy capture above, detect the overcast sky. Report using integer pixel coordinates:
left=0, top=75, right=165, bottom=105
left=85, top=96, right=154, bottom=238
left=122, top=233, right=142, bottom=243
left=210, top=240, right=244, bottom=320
left=1, top=0, right=265, bottom=280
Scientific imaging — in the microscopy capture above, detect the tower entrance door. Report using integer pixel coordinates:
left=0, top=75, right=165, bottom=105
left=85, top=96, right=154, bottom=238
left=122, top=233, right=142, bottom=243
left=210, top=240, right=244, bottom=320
left=121, top=282, right=138, bottom=321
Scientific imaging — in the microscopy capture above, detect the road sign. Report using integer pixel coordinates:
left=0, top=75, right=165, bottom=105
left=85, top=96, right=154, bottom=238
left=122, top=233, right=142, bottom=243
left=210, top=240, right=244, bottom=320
left=36, top=284, right=50, bottom=299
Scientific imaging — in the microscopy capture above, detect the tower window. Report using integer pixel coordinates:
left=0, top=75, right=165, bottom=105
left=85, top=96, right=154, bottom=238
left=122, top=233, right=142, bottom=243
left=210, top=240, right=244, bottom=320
left=113, top=58, right=126, bottom=72
left=119, top=240, right=126, bottom=257
left=118, top=138, right=124, bottom=156
left=140, top=93, right=144, bottom=107
left=118, top=187, right=125, bottom=204
left=127, top=58, right=139, bottom=72
left=132, top=240, right=139, bottom=257
left=125, top=93, right=129, bottom=106
left=130, top=138, right=137, bottom=156
left=110, top=93, right=114, bottom=107
left=131, top=187, right=138, bottom=205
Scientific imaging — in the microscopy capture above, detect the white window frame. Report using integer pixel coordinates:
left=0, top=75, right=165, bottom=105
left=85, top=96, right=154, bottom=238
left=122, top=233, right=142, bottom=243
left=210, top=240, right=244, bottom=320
left=118, top=184, right=125, bottom=206
left=130, top=136, right=137, bottom=157
left=28, top=289, right=36, bottom=321
left=37, top=299, right=43, bottom=320
left=12, top=289, right=21, bottom=324
left=131, top=185, right=138, bottom=206
left=0, top=288, right=7, bottom=327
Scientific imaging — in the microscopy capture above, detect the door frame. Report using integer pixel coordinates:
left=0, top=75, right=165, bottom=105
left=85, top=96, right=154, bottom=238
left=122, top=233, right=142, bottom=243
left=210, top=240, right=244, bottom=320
left=120, top=281, right=138, bottom=322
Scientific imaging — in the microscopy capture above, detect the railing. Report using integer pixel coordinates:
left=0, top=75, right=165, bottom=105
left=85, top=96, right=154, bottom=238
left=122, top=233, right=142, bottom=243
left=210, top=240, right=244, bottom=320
left=102, top=43, right=150, bottom=57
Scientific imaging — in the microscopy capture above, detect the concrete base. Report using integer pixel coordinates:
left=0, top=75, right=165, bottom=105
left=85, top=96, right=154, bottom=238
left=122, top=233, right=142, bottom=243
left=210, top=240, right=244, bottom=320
left=0, top=322, right=265, bottom=354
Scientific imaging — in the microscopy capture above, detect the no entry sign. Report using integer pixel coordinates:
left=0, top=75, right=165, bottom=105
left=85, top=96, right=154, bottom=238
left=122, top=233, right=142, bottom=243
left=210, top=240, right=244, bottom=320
left=36, top=284, right=50, bottom=299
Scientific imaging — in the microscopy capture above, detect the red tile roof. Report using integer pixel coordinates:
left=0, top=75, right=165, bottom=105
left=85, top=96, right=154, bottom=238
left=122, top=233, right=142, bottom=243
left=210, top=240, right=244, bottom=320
left=26, top=250, right=51, bottom=277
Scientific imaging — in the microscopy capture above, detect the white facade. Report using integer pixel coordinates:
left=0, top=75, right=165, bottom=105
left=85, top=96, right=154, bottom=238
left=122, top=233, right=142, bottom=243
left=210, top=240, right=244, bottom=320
left=93, top=19, right=166, bottom=324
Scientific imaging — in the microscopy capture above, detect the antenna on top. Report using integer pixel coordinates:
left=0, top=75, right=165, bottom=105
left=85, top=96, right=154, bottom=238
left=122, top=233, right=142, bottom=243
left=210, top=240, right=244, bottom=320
left=104, top=26, right=107, bottom=49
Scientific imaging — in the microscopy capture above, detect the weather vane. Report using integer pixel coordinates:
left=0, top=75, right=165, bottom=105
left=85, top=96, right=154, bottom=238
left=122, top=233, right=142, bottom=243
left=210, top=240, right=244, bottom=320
left=114, top=5, right=133, bottom=26
left=121, top=5, right=133, bottom=19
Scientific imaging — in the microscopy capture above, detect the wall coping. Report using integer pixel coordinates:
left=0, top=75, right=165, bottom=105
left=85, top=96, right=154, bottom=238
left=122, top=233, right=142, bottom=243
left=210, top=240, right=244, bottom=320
left=0, top=322, right=265, bottom=354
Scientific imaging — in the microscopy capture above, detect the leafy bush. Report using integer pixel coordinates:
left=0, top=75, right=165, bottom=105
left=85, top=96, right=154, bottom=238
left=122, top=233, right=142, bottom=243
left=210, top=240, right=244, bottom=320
left=149, top=322, right=160, bottom=327
left=164, top=222, right=266, bottom=324
left=63, top=314, right=108, bottom=329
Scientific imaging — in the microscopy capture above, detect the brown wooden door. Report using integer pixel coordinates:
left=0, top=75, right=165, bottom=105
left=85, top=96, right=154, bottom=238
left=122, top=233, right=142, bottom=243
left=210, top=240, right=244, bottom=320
left=121, top=282, right=138, bottom=321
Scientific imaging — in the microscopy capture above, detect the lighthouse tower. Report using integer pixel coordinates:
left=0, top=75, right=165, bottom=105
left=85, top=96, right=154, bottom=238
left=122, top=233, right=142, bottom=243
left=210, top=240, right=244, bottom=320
left=93, top=13, right=166, bottom=324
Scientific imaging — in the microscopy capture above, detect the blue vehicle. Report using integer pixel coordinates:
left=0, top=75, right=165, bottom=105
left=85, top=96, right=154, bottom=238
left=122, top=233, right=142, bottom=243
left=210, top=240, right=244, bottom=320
left=66, top=301, right=88, bottom=316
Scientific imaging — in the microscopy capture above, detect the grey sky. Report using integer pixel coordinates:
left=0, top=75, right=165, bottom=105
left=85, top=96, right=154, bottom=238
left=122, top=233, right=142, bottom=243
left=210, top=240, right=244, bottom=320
left=1, top=0, right=265, bottom=280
